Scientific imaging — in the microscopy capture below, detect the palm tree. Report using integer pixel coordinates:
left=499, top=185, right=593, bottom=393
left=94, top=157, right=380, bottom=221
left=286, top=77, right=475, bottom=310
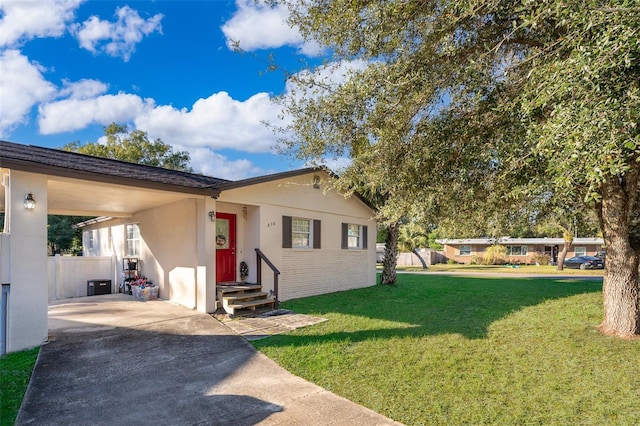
left=398, top=223, right=429, bottom=269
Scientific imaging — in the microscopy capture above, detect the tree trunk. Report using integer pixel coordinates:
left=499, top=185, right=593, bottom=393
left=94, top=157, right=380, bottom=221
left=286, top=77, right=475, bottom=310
left=597, top=176, right=640, bottom=338
left=556, top=243, right=569, bottom=271
left=381, top=222, right=399, bottom=285
left=556, top=231, right=573, bottom=271
left=412, top=248, right=428, bottom=269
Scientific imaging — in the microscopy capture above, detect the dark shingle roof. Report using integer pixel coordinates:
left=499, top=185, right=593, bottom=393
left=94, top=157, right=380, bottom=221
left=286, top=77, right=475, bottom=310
left=0, top=140, right=230, bottom=197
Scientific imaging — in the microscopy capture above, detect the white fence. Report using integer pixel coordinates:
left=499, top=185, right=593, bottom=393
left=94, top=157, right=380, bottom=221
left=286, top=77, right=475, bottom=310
left=376, top=244, right=446, bottom=266
left=48, top=255, right=115, bottom=300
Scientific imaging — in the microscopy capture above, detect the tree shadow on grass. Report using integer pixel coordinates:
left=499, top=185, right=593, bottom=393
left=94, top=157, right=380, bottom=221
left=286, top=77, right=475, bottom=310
left=259, top=275, right=603, bottom=347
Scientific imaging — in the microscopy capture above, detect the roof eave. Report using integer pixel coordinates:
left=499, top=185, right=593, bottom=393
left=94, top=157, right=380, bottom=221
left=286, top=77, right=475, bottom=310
left=2, top=158, right=221, bottom=198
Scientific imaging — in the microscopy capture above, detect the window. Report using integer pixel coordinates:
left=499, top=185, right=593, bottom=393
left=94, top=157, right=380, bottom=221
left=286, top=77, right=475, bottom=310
left=88, top=230, right=95, bottom=250
left=125, top=224, right=140, bottom=256
left=459, top=245, right=471, bottom=256
left=292, top=218, right=312, bottom=248
left=341, top=223, right=368, bottom=249
left=574, top=246, right=586, bottom=257
left=282, top=216, right=321, bottom=249
left=506, top=245, right=528, bottom=256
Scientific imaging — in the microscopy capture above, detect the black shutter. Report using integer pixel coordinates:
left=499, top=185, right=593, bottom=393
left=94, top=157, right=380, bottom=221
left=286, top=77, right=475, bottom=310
left=282, top=216, right=292, bottom=248
left=313, top=220, right=321, bottom=249
left=341, top=223, right=348, bottom=249
left=362, top=225, right=368, bottom=249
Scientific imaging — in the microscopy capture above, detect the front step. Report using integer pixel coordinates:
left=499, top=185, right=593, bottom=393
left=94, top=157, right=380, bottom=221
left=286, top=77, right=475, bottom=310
left=217, top=283, right=275, bottom=315
left=226, top=298, right=276, bottom=314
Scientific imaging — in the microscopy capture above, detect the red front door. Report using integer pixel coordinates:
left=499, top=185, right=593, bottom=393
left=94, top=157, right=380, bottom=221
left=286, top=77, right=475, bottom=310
left=215, top=213, right=236, bottom=283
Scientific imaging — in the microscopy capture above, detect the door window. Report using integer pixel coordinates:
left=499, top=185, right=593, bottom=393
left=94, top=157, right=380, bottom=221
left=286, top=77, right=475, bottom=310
left=215, top=219, right=230, bottom=249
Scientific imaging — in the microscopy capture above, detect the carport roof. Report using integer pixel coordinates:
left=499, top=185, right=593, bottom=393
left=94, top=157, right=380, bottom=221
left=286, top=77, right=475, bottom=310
left=0, top=140, right=229, bottom=197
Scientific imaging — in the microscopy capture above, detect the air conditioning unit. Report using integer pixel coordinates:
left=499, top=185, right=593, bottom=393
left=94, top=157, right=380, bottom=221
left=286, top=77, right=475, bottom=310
left=87, top=279, right=111, bottom=296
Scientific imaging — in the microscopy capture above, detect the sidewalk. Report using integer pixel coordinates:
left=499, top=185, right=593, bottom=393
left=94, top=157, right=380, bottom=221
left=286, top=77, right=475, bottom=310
left=214, top=309, right=328, bottom=341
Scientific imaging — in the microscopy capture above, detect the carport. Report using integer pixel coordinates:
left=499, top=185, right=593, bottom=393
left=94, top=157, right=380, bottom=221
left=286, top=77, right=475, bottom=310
left=1, top=141, right=226, bottom=354
left=16, top=294, right=400, bottom=425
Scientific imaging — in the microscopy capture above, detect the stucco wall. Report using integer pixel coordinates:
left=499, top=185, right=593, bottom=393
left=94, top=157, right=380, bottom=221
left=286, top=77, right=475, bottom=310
left=83, top=171, right=377, bottom=308
left=219, top=172, right=377, bottom=301
left=135, top=198, right=200, bottom=308
left=6, top=170, right=48, bottom=352
left=83, top=197, right=216, bottom=311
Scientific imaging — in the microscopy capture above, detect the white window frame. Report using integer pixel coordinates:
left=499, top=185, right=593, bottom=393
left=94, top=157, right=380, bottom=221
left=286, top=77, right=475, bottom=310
left=88, top=230, right=95, bottom=250
left=292, top=217, right=312, bottom=248
left=506, top=245, right=528, bottom=256
left=459, top=245, right=471, bottom=256
left=347, top=224, right=363, bottom=249
left=574, top=246, right=587, bottom=257
left=125, top=223, right=140, bottom=257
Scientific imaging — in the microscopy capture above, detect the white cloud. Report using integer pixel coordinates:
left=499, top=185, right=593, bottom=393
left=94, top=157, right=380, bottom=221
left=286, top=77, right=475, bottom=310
left=0, top=49, right=56, bottom=137
left=309, top=156, right=352, bottom=174
left=71, top=5, right=163, bottom=61
left=58, top=78, right=107, bottom=99
left=38, top=93, right=153, bottom=134
left=0, top=0, right=82, bottom=47
left=285, top=59, right=369, bottom=99
left=183, top=146, right=267, bottom=180
left=221, top=0, right=323, bottom=56
left=134, top=91, right=285, bottom=153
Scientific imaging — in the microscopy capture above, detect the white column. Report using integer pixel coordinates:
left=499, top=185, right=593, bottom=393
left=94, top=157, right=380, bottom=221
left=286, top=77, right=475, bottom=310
left=7, top=170, right=48, bottom=352
left=195, top=197, right=217, bottom=312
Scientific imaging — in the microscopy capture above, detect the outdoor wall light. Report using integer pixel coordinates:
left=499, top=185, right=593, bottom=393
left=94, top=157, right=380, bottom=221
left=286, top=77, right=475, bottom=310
left=24, top=193, right=36, bottom=209
left=208, top=211, right=215, bottom=221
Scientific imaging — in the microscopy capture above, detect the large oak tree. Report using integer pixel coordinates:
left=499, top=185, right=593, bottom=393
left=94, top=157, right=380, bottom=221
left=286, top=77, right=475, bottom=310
left=63, top=123, right=192, bottom=171
left=277, top=1, right=639, bottom=337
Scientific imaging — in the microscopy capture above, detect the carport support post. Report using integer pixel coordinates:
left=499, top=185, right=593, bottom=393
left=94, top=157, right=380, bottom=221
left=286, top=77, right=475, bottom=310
left=7, top=171, right=48, bottom=352
left=195, top=197, right=217, bottom=313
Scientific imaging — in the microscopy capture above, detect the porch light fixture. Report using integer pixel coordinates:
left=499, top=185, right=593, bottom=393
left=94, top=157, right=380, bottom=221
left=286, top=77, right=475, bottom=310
left=24, top=193, right=36, bottom=209
left=208, top=211, right=215, bottom=221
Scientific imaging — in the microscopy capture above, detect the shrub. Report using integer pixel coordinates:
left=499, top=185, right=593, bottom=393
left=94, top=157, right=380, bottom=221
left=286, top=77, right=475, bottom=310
left=484, top=244, right=507, bottom=265
left=531, top=252, right=551, bottom=266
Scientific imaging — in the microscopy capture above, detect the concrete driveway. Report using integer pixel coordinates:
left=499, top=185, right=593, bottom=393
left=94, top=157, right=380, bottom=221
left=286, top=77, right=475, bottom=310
left=17, top=294, right=401, bottom=426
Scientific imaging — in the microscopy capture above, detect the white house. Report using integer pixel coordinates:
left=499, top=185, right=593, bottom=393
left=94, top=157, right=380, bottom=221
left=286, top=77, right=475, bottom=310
left=0, top=140, right=377, bottom=354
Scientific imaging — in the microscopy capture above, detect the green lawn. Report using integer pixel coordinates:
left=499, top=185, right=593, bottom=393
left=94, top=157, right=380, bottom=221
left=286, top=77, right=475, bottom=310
left=395, top=263, right=606, bottom=276
left=0, top=347, right=39, bottom=426
left=254, top=274, right=639, bottom=425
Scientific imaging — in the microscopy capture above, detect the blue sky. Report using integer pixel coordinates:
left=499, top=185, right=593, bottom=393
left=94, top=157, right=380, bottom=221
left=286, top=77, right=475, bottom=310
left=0, top=0, right=339, bottom=179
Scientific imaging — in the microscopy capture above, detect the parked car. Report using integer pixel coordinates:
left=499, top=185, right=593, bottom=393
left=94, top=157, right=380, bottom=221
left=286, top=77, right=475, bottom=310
left=563, top=255, right=604, bottom=270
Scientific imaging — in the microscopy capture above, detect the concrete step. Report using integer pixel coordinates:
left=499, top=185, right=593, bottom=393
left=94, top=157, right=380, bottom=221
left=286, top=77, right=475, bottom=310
left=223, top=292, right=269, bottom=302
left=225, top=297, right=276, bottom=315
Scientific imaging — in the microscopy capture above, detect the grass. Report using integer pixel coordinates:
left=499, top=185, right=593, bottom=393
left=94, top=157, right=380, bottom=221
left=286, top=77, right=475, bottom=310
left=0, top=347, right=39, bottom=426
left=253, top=274, right=639, bottom=425
left=395, top=263, right=606, bottom=276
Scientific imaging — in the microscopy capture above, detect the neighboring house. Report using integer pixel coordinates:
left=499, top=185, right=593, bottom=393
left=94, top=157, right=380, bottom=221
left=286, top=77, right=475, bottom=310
left=437, top=237, right=604, bottom=265
left=0, top=140, right=376, bottom=354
